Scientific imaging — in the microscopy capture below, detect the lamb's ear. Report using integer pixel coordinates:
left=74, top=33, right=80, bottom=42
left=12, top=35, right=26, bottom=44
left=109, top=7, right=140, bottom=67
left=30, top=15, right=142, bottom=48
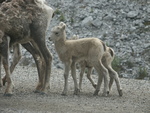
left=61, top=23, right=66, bottom=30
left=59, top=22, right=65, bottom=26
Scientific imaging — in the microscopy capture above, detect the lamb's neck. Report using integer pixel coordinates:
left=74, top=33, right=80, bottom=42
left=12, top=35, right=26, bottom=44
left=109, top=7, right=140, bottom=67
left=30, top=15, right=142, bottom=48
left=54, top=38, right=66, bottom=52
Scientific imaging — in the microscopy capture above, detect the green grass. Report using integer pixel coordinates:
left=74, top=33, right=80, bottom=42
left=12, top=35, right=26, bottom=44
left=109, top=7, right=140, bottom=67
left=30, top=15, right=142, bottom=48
left=137, top=67, right=148, bottom=79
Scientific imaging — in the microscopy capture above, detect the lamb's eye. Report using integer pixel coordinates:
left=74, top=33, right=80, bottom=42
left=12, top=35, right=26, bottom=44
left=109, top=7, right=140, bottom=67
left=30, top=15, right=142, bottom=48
left=55, top=32, right=59, bottom=35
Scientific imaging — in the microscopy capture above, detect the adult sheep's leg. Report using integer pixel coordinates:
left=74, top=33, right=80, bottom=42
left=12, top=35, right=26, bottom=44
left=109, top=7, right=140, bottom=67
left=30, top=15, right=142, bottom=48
left=71, top=61, right=80, bottom=95
left=22, top=42, right=45, bottom=93
left=93, top=60, right=109, bottom=96
left=31, top=40, right=52, bottom=93
left=2, top=44, right=21, bottom=86
left=86, top=67, right=97, bottom=89
left=2, top=37, right=13, bottom=96
left=62, top=61, right=71, bottom=95
left=0, top=56, right=2, bottom=87
left=79, top=65, right=85, bottom=90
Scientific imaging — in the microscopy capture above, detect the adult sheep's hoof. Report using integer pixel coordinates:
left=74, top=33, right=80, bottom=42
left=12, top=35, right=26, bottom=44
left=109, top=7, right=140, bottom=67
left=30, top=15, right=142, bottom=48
left=93, top=90, right=99, bottom=96
left=118, top=89, right=123, bottom=97
left=74, top=89, right=80, bottom=95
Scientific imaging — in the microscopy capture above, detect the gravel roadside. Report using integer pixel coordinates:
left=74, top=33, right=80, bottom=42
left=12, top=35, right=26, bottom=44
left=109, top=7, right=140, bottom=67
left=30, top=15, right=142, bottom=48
left=0, top=66, right=149, bottom=113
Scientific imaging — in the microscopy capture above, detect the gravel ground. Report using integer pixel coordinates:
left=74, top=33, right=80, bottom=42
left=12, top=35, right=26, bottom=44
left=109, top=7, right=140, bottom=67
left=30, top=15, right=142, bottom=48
left=0, top=66, right=150, bottom=113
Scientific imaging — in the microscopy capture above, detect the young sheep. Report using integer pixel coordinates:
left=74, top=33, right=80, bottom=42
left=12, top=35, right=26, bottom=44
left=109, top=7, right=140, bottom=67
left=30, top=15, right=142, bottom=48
left=71, top=35, right=123, bottom=96
left=49, top=22, right=110, bottom=96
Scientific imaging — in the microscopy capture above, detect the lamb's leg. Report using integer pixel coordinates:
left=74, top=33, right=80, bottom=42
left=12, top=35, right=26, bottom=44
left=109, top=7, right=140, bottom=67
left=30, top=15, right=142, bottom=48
left=71, top=61, right=80, bottom=95
left=107, top=65, right=123, bottom=96
left=93, top=60, right=109, bottom=96
left=62, top=62, right=71, bottom=96
left=79, top=66, right=85, bottom=90
left=22, top=42, right=44, bottom=93
left=86, top=67, right=97, bottom=89
left=0, top=56, right=2, bottom=87
left=2, top=44, right=21, bottom=86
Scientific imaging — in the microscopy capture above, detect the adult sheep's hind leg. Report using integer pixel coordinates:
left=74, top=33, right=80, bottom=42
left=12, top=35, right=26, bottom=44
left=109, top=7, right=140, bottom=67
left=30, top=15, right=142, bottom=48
left=22, top=42, right=44, bottom=93
left=0, top=56, right=2, bottom=87
left=2, top=44, right=21, bottom=86
left=32, top=40, right=52, bottom=94
left=2, top=37, right=13, bottom=96
left=93, top=60, right=109, bottom=96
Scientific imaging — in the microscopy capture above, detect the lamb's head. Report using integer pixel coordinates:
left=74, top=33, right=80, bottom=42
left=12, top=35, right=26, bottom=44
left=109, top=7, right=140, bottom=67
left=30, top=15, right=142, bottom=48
left=49, top=22, right=66, bottom=42
left=0, top=30, right=4, bottom=43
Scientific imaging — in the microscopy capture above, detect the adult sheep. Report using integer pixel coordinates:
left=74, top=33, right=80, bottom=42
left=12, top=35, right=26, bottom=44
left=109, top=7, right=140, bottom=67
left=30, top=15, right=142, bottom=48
left=0, top=0, right=54, bottom=95
left=49, top=22, right=110, bottom=96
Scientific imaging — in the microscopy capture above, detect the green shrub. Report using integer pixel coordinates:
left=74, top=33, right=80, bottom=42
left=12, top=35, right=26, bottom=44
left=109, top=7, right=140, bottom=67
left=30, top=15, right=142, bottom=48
left=59, top=13, right=65, bottom=21
left=112, top=56, right=122, bottom=74
left=137, top=67, right=148, bottom=79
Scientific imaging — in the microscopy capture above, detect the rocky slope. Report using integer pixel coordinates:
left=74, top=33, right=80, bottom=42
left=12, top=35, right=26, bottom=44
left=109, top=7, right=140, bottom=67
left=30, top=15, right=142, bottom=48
left=19, top=0, right=150, bottom=79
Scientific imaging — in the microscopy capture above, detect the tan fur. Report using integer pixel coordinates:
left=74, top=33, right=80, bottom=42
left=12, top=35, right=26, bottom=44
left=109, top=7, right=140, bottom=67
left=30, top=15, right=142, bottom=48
left=49, top=22, right=110, bottom=96
left=71, top=35, right=123, bottom=96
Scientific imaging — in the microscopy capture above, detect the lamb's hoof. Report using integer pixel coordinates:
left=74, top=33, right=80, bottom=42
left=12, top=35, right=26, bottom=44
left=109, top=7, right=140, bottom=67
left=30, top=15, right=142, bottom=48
left=4, top=93, right=13, bottom=97
left=61, top=93, right=67, bottom=96
left=118, top=89, right=123, bottom=97
left=34, top=90, right=41, bottom=93
left=93, top=84, right=97, bottom=89
left=93, top=90, right=99, bottom=96
left=74, top=89, right=80, bottom=95
left=34, top=90, right=47, bottom=95
left=102, top=91, right=109, bottom=97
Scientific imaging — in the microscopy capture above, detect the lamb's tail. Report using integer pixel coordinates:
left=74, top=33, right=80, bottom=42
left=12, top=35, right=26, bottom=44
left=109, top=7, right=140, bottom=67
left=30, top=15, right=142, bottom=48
left=100, top=40, right=106, bottom=52
left=108, top=47, right=114, bottom=58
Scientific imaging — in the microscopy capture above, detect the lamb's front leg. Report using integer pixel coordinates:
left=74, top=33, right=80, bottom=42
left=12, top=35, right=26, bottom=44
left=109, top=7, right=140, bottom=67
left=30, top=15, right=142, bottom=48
left=61, top=62, right=71, bottom=96
left=71, top=62, right=80, bottom=95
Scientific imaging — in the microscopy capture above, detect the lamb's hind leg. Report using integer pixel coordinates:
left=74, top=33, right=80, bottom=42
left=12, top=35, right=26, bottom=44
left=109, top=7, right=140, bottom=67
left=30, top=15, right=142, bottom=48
left=79, top=65, right=85, bottom=90
left=107, top=65, right=123, bottom=96
left=86, top=67, right=96, bottom=89
left=93, top=60, right=109, bottom=96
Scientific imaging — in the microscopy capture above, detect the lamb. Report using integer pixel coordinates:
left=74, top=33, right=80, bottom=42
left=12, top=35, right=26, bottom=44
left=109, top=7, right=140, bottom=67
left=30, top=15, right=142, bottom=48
left=0, top=0, right=54, bottom=95
left=71, top=35, right=123, bottom=96
left=49, top=22, right=110, bottom=96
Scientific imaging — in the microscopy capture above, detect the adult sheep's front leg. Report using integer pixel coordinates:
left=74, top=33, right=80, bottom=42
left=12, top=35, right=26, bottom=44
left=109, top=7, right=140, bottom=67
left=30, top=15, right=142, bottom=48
left=61, top=62, right=71, bottom=96
left=71, top=61, right=80, bottom=95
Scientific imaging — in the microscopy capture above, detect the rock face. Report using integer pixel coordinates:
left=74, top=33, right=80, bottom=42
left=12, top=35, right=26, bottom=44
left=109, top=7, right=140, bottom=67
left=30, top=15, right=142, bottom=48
left=19, top=0, right=150, bottom=79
